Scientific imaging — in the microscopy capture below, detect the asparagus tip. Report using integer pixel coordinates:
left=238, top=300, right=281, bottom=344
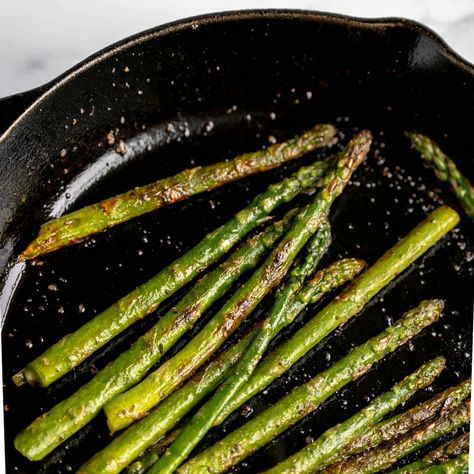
left=405, top=130, right=423, bottom=147
left=428, top=298, right=445, bottom=313
left=431, top=355, right=447, bottom=372
left=350, top=258, right=367, bottom=273
left=18, top=245, right=40, bottom=262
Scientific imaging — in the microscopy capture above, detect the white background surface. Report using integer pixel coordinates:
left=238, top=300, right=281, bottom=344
left=1, top=0, right=474, bottom=97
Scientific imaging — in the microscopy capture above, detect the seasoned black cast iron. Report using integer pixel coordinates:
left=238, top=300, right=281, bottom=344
left=0, top=10, right=473, bottom=473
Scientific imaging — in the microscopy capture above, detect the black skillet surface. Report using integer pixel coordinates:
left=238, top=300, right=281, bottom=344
left=0, top=10, right=473, bottom=473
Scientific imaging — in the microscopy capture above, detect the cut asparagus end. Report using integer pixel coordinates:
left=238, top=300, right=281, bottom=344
left=12, top=367, right=39, bottom=387
left=12, top=371, right=26, bottom=387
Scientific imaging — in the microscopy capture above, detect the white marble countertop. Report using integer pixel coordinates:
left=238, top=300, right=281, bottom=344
left=1, top=0, right=474, bottom=97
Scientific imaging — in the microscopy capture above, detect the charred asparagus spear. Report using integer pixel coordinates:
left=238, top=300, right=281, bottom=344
left=104, top=130, right=372, bottom=433
left=390, top=432, right=470, bottom=474
left=123, top=205, right=458, bottom=474
left=421, top=433, right=470, bottom=466
left=406, top=454, right=470, bottom=474
left=406, top=132, right=474, bottom=221
left=323, top=399, right=470, bottom=474
left=326, top=379, right=471, bottom=468
left=12, top=211, right=296, bottom=461
left=174, top=300, right=444, bottom=474
left=14, top=149, right=334, bottom=389
left=265, top=357, right=446, bottom=474
left=20, top=123, right=336, bottom=260
left=150, top=219, right=334, bottom=473
left=78, top=258, right=363, bottom=474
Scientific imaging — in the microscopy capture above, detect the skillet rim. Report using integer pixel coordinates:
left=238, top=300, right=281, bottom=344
left=1, top=8, right=474, bottom=144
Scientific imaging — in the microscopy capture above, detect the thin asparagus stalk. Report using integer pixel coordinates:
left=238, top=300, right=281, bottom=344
left=12, top=212, right=297, bottom=462
left=406, top=132, right=474, bottom=221
left=176, top=299, right=444, bottom=474
left=20, top=123, right=336, bottom=261
left=338, top=380, right=471, bottom=462
left=128, top=433, right=180, bottom=474
left=78, top=258, right=363, bottom=474
left=390, top=432, right=470, bottom=474
left=104, top=130, right=372, bottom=433
left=265, top=357, right=446, bottom=474
left=151, top=220, right=334, bottom=474
left=212, top=205, right=460, bottom=427
left=410, top=454, right=470, bottom=474
left=422, top=433, right=470, bottom=465
left=126, top=205, right=459, bottom=474
left=13, top=150, right=334, bottom=389
left=323, top=399, right=470, bottom=474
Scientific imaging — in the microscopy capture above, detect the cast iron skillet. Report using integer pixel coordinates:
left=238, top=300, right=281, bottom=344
left=0, top=10, right=473, bottom=473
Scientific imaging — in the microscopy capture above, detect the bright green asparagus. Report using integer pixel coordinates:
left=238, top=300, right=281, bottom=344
left=266, top=357, right=446, bottom=474
left=177, top=299, right=444, bottom=474
left=407, top=131, right=474, bottom=221
left=211, top=205, right=460, bottom=427
left=126, top=205, right=459, bottom=474
left=323, top=399, right=470, bottom=474
left=411, top=454, right=470, bottom=474
left=12, top=212, right=297, bottom=462
left=78, top=258, right=363, bottom=474
left=390, top=432, right=470, bottom=474
left=14, top=148, right=334, bottom=389
left=151, top=219, right=333, bottom=473
left=20, top=123, right=336, bottom=260
left=104, top=130, right=372, bottom=432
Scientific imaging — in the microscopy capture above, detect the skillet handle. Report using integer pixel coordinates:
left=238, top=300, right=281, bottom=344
left=0, top=86, right=47, bottom=136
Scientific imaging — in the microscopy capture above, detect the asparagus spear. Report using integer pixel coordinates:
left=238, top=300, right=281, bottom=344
left=406, top=132, right=474, bottom=221
left=265, top=357, right=446, bottom=474
left=12, top=212, right=296, bottom=462
left=211, top=205, right=460, bottom=426
left=20, top=123, right=336, bottom=261
left=409, top=454, right=470, bottom=474
left=127, top=434, right=179, bottom=474
left=104, top=130, right=372, bottom=432
left=150, top=220, right=334, bottom=474
left=13, top=150, right=333, bottom=389
left=390, top=433, right=470, bottom=474
left=176, top=299, right=444, bottom=474
left=338, top=379, right=471, bottom=462
left=422, top=433, right=470, bottom=465
left=78, top=258, right=364, bottom=474
left=126, top=205, right=458, bottom=474
left=323, top=399, right=470, bottom=474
